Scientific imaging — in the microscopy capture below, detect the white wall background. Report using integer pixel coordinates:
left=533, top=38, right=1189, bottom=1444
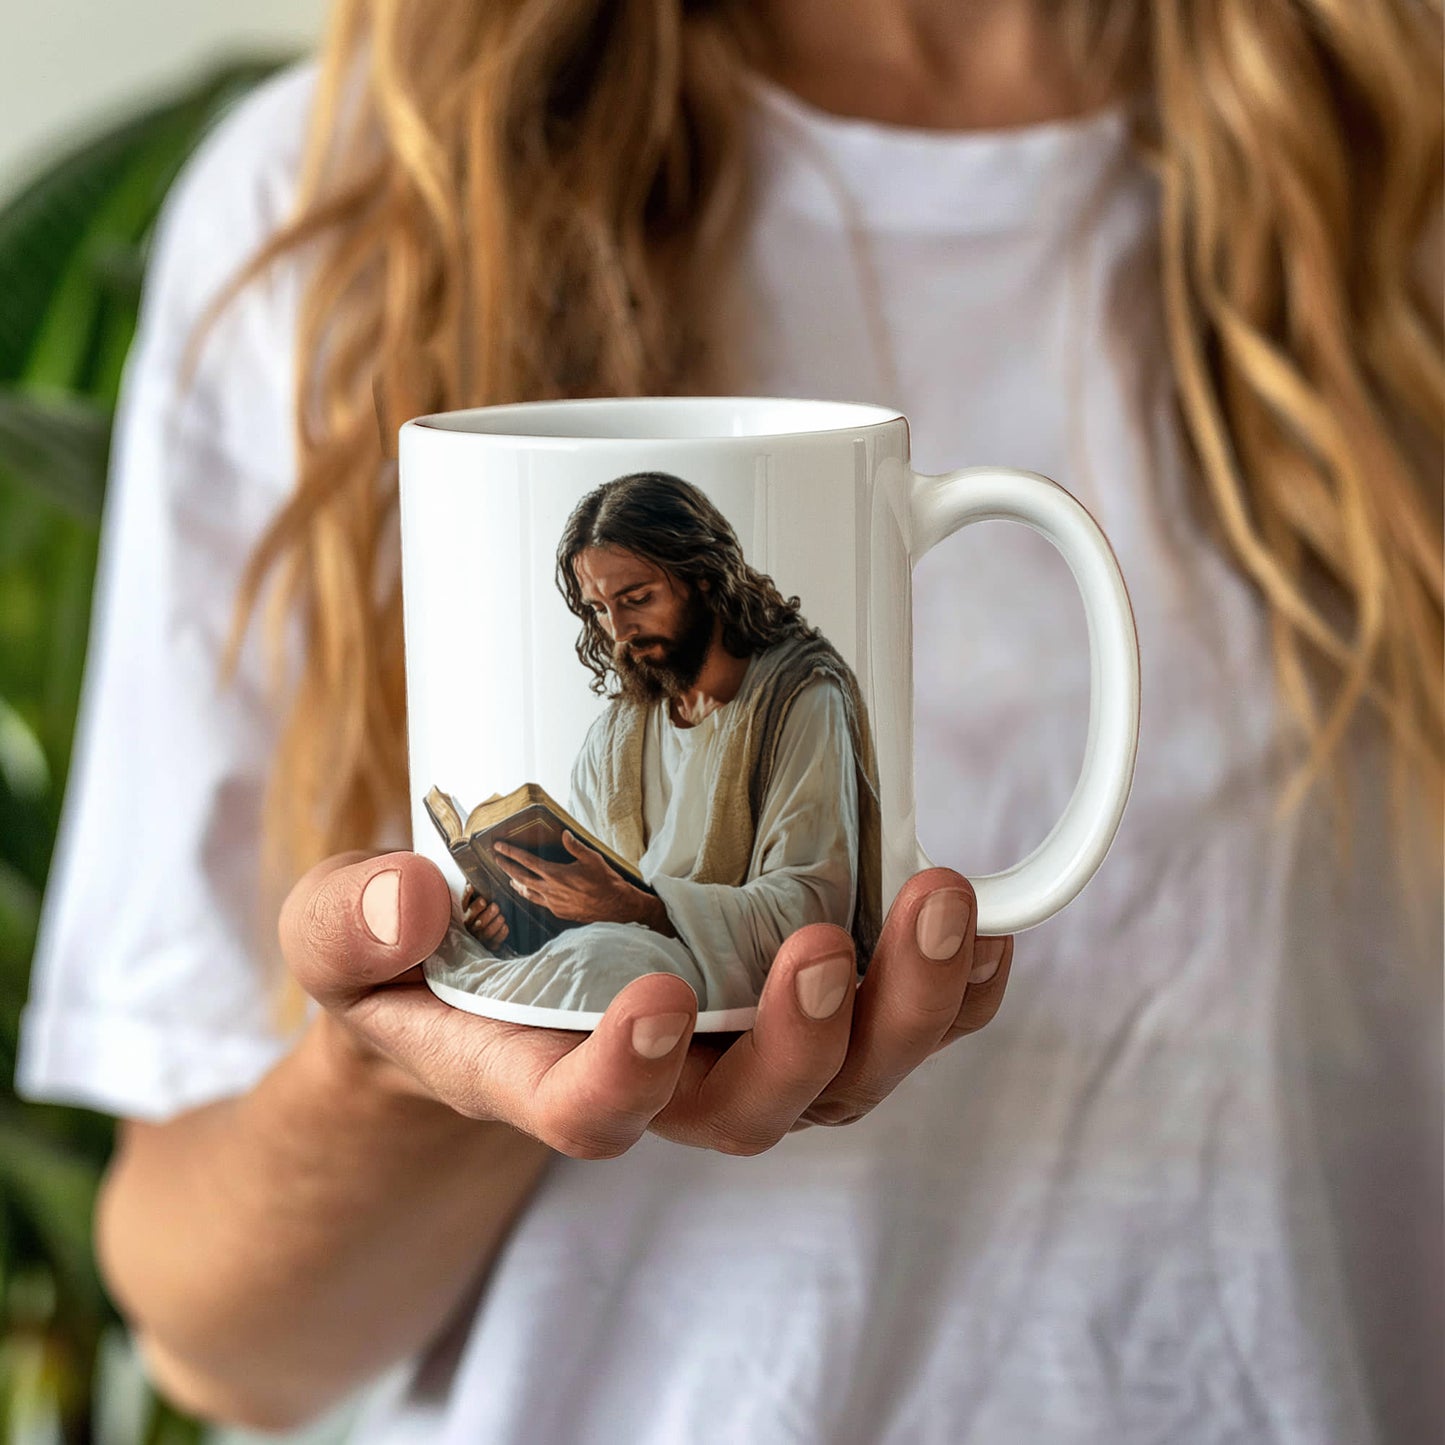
left=0, top=0, right=326, bottom=192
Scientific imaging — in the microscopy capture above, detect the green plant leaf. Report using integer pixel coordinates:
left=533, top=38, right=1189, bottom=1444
left=19, top=108, right=201, bottom=396
left=0, top=60, right=289, bottom=386
left=0, top=391, right=110, bottom=522
left=0, top=696, right=48, bottom=799
left=0, top=1122, right=106, bottom=1318
left=0, top=115, right=161, bottom=385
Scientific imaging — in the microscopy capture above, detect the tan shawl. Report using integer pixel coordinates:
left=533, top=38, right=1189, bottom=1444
left=593, top=634, right=883, bottom=964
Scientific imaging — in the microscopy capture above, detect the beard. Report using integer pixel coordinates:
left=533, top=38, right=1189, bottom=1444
left=613, top=585, right=717, bottom=705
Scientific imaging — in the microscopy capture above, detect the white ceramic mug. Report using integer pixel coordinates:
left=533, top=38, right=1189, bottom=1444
left=399, top=397, right=1139, bottom=1031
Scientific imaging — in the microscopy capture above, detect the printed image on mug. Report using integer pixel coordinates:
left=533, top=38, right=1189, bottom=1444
left=400, top=397, right=1140, bottom=1035
left=420, top=470, right=882, bottom=1026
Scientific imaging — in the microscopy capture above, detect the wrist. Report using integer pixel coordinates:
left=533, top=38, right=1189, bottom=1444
left=629, top=889, right=674, bottom=937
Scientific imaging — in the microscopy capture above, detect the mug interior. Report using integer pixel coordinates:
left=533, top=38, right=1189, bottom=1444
left=411, top=396, right=903, bottom=441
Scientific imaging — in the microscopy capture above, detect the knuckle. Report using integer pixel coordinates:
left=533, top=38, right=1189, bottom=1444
left=410, top=1029, right=509, bottom=1122
left=339, top=986, right=390, bottom=1042
left=713, top=1131, right=776, bottom=1159
left=711, top=1115, right=787, bottom=1158
left=436, top=1068, right=498, bottom=1124
left=973, top=989, right=1006, bottom=1023
left=421, top=1067, right=489, bottom=1123
left=867, top=1013, right=954, bottom=1069
left=934, top=1022, right=976, bottom=1053
left=763, top=1015, right=851, bottom=1088
left=895, top=995, right=963, bottom=1047
left=544, top=1123, right=632, bottom=1161
left=441, top=1088, right=492, bottom=1123
left=769, top=1038, right=850, bottom=1100
left=813, top=1026, right=853, bottom=1081
left=533, top=1100, right=636, bottom=1161
left=805, top=1096, right=873, bottom=1128
left=947, top=979, right=1011, bottom=1041
left=959, top=1000, right=1003, bottom=1036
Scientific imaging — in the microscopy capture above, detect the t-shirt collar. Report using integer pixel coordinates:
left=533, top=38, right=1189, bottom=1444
left=743, top=67, right=1133, bottom=236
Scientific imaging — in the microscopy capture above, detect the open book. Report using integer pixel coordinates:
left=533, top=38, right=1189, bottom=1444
left=424, top=783, right=654, bottom=955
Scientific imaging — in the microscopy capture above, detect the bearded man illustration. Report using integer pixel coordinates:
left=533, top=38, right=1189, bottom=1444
left=458, top=471, right=881, bottom=1014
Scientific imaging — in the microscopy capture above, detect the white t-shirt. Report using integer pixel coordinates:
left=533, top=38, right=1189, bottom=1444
left=16, top=63, right=1442, bottom=1445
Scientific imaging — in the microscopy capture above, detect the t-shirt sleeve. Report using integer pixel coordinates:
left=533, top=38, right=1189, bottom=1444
left=14, top=66, right=319, bottom=1124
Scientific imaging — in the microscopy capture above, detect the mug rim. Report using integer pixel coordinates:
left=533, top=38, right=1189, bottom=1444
left=405, top=395, right=906, bottom=445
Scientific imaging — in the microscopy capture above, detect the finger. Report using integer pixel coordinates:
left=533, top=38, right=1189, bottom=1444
left=802, top=869, right=975, bottom=1128
left=563, top=833, right=604, bottom=874
left=279, top=851, right=453, bottom=1010
left=934, top=935, right=1014, bottom=1049
left=321, top=959, right=698, bottom=1160
left=500, top=856, right=553, bottom=891
left=493, top=842, right=549, bottom=880
left=468, top=965, right=699, bottom=1156
left=493, top=857, right=531, bottom=889
left=652, top=924, right=856, bottom=1155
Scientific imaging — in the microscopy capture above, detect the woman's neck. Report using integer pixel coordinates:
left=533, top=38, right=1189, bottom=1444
left=746, top=0, right=1105, bottom=130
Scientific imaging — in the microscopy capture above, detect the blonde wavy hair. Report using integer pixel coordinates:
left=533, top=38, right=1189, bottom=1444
left=214, top=0, right=1443, bottom=1022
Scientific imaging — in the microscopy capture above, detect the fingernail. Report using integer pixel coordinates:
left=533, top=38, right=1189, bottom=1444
left=361, top=868, right=401, bottom=945
left=970, top=937, right=1008, bottom=984
left=916, top=888, right=972, bottom=961
left=632, top=1012, right=690, bottom=1059
left=795, top=951, right=855, bottom=1020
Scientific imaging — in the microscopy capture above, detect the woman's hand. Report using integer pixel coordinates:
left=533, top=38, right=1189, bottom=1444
left=280, top=851, right=1011, bottom=1158
left=652, top=867, right=1012, bottom=1146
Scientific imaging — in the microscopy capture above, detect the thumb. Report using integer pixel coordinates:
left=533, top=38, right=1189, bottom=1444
left=279, top=850, right=453, bottom=1009
left=562, top=829, right=588, bottom=857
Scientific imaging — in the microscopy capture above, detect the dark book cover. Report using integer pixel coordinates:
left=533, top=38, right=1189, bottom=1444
left=425, top=784, right=654, bottom=954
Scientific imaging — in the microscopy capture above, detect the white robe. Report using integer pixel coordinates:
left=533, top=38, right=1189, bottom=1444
left=428, top=665, right=860, bottom=1013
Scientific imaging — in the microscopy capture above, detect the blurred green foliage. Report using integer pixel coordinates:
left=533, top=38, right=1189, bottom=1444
left=0, top=60, right=284, bottom=1444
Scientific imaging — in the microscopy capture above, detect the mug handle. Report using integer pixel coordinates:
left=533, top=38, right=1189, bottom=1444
left=910, top=466, right=1141, bottom=935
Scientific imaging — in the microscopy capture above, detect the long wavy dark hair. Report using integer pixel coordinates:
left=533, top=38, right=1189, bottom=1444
left=556, top=471, right=818, bottom=694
